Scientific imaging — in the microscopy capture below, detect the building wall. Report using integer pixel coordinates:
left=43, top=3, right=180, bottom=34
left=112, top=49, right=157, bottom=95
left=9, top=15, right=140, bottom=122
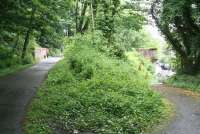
left=34, top=48, right=49, bottom=62
left=136, top=48, right=157, bottom=62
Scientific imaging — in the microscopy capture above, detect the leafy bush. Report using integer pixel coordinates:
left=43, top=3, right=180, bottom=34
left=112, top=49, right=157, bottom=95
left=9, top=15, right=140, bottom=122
left=22, top=54, right=34, bottom=65
left=0, top=45, right=21, bottom=68
left=166, top=74, right=200, bottom=92
left=25, top=41, right=166, bottom=134
left=0, top=36, right=36, bottom=69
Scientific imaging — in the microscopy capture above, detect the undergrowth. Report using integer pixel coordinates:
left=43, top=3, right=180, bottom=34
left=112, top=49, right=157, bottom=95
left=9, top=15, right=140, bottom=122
left=24, top=40, right=167, bottom=134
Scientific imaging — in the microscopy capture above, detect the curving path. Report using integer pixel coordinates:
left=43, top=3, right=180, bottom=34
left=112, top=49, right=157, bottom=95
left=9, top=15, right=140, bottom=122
left=0, top=57, right=61, bottom=134
left=154, top=85, right=200, bottom=134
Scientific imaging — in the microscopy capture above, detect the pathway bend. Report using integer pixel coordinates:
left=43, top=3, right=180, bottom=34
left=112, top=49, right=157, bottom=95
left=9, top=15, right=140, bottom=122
left=153, top=85, right=200, bottom=134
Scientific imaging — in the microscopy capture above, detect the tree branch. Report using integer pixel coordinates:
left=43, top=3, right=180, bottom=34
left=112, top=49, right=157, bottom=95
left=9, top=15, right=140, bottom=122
left=151, top=0, right=187, bottom=58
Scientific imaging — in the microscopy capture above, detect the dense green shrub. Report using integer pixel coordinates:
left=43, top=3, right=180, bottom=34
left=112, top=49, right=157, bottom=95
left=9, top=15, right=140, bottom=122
left=25, top=40, right=166, bottom=134
left=0, top=37, right=35, bottom=70
left=0, top=46, right=20, bottom=68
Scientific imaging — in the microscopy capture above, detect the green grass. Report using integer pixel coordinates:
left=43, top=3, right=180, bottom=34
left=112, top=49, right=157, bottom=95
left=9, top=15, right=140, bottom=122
left=166, top=74, right=200, bottom=93
left=0, top=64, right=33, bottom=77
left=24, top=43, right=168, bottom=134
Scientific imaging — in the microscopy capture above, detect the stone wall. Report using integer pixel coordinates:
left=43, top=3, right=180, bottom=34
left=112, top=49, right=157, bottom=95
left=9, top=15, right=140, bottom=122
left=34, top=48, right=49, bottom=62
left=136, top=48, right=157, bottom=62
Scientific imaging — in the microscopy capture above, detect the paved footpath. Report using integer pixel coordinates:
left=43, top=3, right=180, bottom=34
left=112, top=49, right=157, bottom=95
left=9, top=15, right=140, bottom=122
left=0, top=57, right=61, bottom=134
left=154, top=85, right=200, bottom=134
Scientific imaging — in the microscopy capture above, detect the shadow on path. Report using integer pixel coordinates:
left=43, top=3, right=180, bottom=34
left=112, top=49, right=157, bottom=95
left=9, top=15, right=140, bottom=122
left=0, top=57, right=61, bottom=134
left=153, top=85, right=200, bottom=134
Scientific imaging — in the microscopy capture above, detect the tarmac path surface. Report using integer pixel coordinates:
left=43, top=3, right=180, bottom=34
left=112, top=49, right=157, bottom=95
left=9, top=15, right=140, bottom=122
left=154, top=85, right=200, bottom=134
left=0, top=57, right=61, bottom=134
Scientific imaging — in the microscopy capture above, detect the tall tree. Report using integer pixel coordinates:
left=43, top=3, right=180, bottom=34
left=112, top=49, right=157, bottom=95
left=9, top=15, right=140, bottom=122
left=151, top=0, right=200, bottom=74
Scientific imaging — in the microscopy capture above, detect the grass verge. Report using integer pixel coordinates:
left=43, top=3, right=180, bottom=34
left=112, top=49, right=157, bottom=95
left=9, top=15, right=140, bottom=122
left=24, top=44, right=169, bottom=134
left=166, top=74, right=200, bottom=93
left=0, top=64, right=33, bottom=77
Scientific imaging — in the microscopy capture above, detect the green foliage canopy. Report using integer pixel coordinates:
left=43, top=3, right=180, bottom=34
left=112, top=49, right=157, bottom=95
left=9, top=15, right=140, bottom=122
left=151, top=0, right=200, bottom=74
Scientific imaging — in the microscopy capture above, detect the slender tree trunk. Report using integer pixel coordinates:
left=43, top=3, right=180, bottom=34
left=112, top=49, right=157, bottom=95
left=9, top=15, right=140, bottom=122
left=21, top=6, right=36, bottom=59
left=81, top=18, right=90, bottom=32
left=92, top=0, right=98, bottom=18
left=90, top=2, right=95, bottom=44
left=79, top=1, right=88, bottom=33
left=90, top=2, right=95, bottom=31
left=12, top=34, right=20, bottom=53
left=75, top=0, right=79, bottom=34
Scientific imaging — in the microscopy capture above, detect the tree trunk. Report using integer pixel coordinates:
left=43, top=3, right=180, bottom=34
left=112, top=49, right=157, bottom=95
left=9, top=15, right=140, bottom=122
left=75, top=0, right=79, bottom=34
left=81, top=18, right=90, bottom=32
left=21, top=6, right=36, bottom=59
left=181, top=57, right=200, bottom=74
left=151, top=0, right=200, bottom=75
left=12, top=34, right=19, bottom=53
left=78, top=1, right=88, bottom=33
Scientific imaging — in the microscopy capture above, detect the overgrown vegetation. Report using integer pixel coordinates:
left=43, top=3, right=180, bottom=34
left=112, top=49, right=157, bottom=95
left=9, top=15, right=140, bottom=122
left=0, top=37, right=35, bottom=69
left=25, top=37, right=167, bottom=134
left=166, top=74, right=200, bottom=93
